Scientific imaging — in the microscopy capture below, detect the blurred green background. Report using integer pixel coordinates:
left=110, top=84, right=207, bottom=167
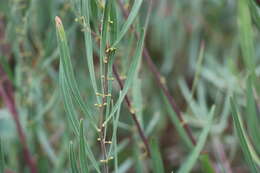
left=0, top=0, right=260, bottom=172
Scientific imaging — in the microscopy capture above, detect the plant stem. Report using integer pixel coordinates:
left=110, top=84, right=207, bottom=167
left=88, top=28, right=151, bottom=159
left=98, top=75, right=109, bottom=173
left=0, top=18, right=37, bottom=173
left=117, top=0, right=197, bottom=146
left=112, top=65, right=151, bottom=156
left=0, top=66, right=37, bottom=173
left=99, top=47, right=110, bottom=173
left=143, top=48, right=197, bottom=145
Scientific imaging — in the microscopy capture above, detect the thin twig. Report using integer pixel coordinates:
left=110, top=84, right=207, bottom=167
left=0, top=67, right=37, bottom=173
left=117, top=0, right=197, bottom=146
left=143, top=49, right=197, bottom=145
left=84, top=24, right=151, bottom=158
left=98, top=51, right=109, bottom=173
left=112, top=65, right=151, bottom=156
left=0, top=17, right=37, bottom=173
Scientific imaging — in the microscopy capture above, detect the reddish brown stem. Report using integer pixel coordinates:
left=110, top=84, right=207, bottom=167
left=85, top=23, right=151, bottom=157
left=112, top=65, right=151, bottom=156
left=117, top=0, right=196, bottom=146
left=142, top=49, right=197, bottom=145
left=0, top=17, right=37, bottom=173
left=0, top=67, right=37, bottom=173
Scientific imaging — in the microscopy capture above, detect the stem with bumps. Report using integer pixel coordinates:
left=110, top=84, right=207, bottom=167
left=112, top=65, right=151, bottom=156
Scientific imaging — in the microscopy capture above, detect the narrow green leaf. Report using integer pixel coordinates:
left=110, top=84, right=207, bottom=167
left=60, top=67, right=80, bottom=135
left=191, top=42, right=205, bottom=97
left=100, top=0, right=111, bottom=56
left=238, top=0, right=260, bottom=93
left=150, top=139, right=165, bottom=173
left=69, top=142, right=79, bottom=173
left=249, top=0, right=260, bottom=29
left=104, top=29, right=145, bottom=125
left=110, top=1, right=118, bottom=45
left=163, top=92, right=193, bottom=149
left=177, top=106, right=215, bottom=173
left=112, top=0, right=143, bottom=47
left=79, top=120, right=101, bottom=173
left=99, top=0, right=112, bottom=93
left=133, top=141, right=143, bottom=173
left=0, top=138, right=4, bottom=173
left=117, top=159, right=133, bottom=173
left=55, top=16, right=97, bottom=130
left=82, top=0, right=99, bottom=103
left=230, top=98, right=259, bottom=172
left=246, top=77, right=260, bottom=153
left=199, top=154, right=215, bottom=173
left=79, top=120, right=89, bottom=173
left=37, top=130, right=57, bottom=164
left=110, top=105, right=121, bottom=173
left=237, top=0, right=257, bottom=87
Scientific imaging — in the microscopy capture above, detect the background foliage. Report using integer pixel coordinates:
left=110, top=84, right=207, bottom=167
left=0, top=0, right=260, bottom=172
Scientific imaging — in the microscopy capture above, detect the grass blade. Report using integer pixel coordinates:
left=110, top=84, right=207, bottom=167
left=238, top=0, right=255, bottom=71
left=0, top=138, right=4, bottom=173
left=79, top=119, right=101, bottom=173
left=199, top=154, right=215, bottom=173
left=69, top=142, right=79, bottom=173
left=79, top=120, right=89, bottom=173
left=60, top=67, right=80, bottom=135
left=104, top=28, right=145, bottom=125
left=82, top=0, right=99, bottom=102
left=246, top=77, right=260, bottom=153
left=150, top=139, right=165, bottom=173
left=177, top=106, right=215, bottom=173
left=55, top=16, right=97, bottom=130
left=237, top=0, right=259, bottom=92
left=111, top=105, right=121, bottom=172
left=230, top=98, right=259, bottom=172
left=112, top=0, right=143, bottom=47
left=191, top=41, right=205, bottom=97
left=249, top=0, right=260, bottom=29
left=163, top=93, right=193, bottom=149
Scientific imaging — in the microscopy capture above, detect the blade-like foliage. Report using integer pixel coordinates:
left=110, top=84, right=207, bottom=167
left=111, top=105, right=121, bottom=172
left=199, top=154, right=215, bottom=173
left=82, top=0, right=99, bottom=102
left=177, top=106, right=215, bottom=173
left=249, top=0, right=260, bottom=29
left=79, top=120, right=101, bottom=173
left=112, top=0, right=143, bottom=47
left=246, top=77, right=260, bottom=153
left=69, top=142, right=80, bottom=173
left=79, top=120, right=89, bottom=173
left=150, top=139, right=165, bottom=173
left=104, top=29, right=145, bottom=125
left=55, top=16, right=97, bottom=130
left=230, top=98, right=259, bottom=172
left=163, top=93, right=193, bottom=149
left=237, top=0, right=259, bottom=92
left=0, top=138, right=4, bottom=173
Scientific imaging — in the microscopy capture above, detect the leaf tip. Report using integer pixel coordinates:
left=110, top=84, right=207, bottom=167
left=55, top=16, right=62, bottom=28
